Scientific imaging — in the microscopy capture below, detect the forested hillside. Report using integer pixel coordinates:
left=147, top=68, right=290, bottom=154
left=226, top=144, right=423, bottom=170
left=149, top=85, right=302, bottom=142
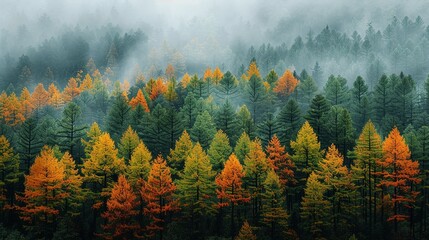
left=2, top=1, right=429, bottom=239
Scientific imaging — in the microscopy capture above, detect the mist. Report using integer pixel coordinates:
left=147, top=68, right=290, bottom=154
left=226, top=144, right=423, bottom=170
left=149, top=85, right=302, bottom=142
left=2, top=0, right=429, bottom=89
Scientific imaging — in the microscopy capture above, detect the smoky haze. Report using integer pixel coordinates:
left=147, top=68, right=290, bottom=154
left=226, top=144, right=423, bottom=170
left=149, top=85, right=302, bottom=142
left=1, top=0, right=429, bottom=88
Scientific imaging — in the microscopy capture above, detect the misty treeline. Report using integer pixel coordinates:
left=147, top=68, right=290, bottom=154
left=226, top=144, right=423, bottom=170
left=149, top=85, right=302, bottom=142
left=0, top=47, right=429, bottom=240
left=2, top=15, right=429, bottom=92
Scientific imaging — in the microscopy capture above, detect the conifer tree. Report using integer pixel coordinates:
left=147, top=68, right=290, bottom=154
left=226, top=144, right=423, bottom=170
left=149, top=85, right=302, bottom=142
left=244, top=139, right=269, bottom=221
left=101, top=175, right=140, bottom=239
left=177, top=143, right=217, bottom=235
left=216, top=154, right=250, bottom=239
left=306, top=94, right=330, bottom=138
left=167, top=130, right=193, bottom=180
left=118, top=126, right=140, bottom=163
left=18, top=146, right=65, bottom=239
left=235, top=221, right=257, bottom=240
left=234, top=132, right=251, bottom=163
left=208, top=130, right=233, bottom=172
left=0, top=135, right=20, bottom=208
left=261, top=170, right=289, bottom=239
left=107, top=94, right=131, bottom=141
left=215, top=100, right=239, bottom=142
left=300, top=172, right=331, bottom=239
left=276, top=99, right=302, bottom=147
left=141, top=156, right=179, bottom=239
left=191, top=111, right=216, bottom=149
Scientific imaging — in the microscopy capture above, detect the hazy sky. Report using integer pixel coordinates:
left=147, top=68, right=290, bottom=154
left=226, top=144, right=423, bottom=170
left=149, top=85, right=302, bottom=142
left=3, top=0, right=429, bottom=46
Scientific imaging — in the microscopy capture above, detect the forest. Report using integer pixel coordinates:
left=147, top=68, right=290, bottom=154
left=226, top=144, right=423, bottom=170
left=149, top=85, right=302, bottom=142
left=2, top=1, right=429, bottom=240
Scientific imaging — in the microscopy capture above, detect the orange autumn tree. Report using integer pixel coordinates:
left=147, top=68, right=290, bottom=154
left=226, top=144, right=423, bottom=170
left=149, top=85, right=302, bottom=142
left=129, top=89, right=150, bottom=112
left=20, top=87, right=33, bottom=118
left=3, top=93, right=24, bottom=126
left=101, top=175, right=140, bottom=239
left=31, top=83, right=50, bottom=110
left=216, top=154, right=250, bottom=238
left=80, top=73, right=93, bottom=91
left=245, top=61, right=261, bottom=80
left=377, top=127, right=421, bottom=233
left=212, top=66, right=224, bottom=84
left=150, top=78, right=167, bottom=100
left=181, top=73, right=191, bottom=88
left=141, top=155, right=179, bottom=239
left=273, top=70, right=299, bottom=97
left=266, top=135, right=296, bottom=188
left=48, top=83, right=63, bottom=108
left=62, top=77, right=81, bottom=102
left=204, top=67, right=213, bottom=81
left=18, top=146, right=66, bottom=238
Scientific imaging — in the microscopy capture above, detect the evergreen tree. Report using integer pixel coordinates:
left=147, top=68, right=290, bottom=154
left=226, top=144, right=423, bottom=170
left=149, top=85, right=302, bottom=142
left=167, top=130, right=193, bottom=180
left=245, top=75, right=266, bottom=124
left=261, top=170, right=289, bottom=239
left=208, top=130, right=233, bottom=172
left=276, top=99, right=302, bottom=147
left=306, top=94, right=330, bottom=138
left=351, top=76, right=369, bottom=131
left=118, top=126, right=140, bottom=163
left=324, top=75, right=349, bottom=106
left=191, top=111, right=216, bottom=149
left=180, top=93, right=198, bottom=130
left=237, top=105, right=255, bottom=138
left=300, top=172, right=331, bottom=239
left=215, top=100, right=239, bottom=143
left=177, top=143, right=217, bottom=236
left=107, top=94, right=131, bottom=141
left=234, top=132, right=251, bottom=164
left=161, top=106, right=183, bottom=151
left=18, top=117, right=43, bottom=173
left=0, top=135, right=20, bottom=208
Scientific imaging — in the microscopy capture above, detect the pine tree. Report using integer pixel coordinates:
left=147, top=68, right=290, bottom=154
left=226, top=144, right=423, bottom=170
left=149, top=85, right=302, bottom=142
left=18, top=117, right=43, bottom=173
left=235, top=221, right=257, bottom=240
left=245, top=75, right=266, bottom=124
left=300, top=172, right=330, bottom=239
left=82, top=133, right=125, bottom=210
left=191, top=111, right=216, bottom=149
left=298, top=76, right=318, bottom=110
left=290, top=121, right=323, bottom=176
left=141, top=155, right=179, bottom=239
left=167, top=130, right=193, bottom=180
left=237, top=105, right=255, bottom=138
left=208, top=130, right=233, bottom=172
left=18, top=146, right=65, bottom=239
left=244, top=139, right=269, bottom=222
left=129, top=89, right=150, bottom=112
left=234, top=132, right=251, bottom=163
left=144, top=104, right=167, bottom=155
left=127, top=141, right=152, bottom=188
left=216, top=154, right=250, bottom=238
left=101, top=175, right=140, bottom=239
left=306, top=94, right=330, bottom=138
left=57, top=102, right=86, bottom=161
left=324, top=75, right=349, bottom=106
left=317, top=144, right=355, bottom=236
left=81, top=122, right=103, bottom=159
left=177, top=143, right=217, bottom=235
left=59, top=152, right=83, bottom=218
left=266, top=135, right=296, bottom=188
left=118, top=126, right=140, bottom=163
left=265, top=69, right=278, bottom=87
left=107, top=94, right=131, bottom=141
left=273, top=69, right=299, bottom=99
left=351, top=76, right=369, bottom=131
left=350, top=120, right=383, bottom=234
left=161, top=106, right=184, bottom=151
left=31, top=83, right=49, bottom=110
left=276, top=99, right=302, bottom=147
left=257, top=112, right=279, bottom=147
left=62, top=78, right=81, bottom=102
left=215, top=100, right=239, bottom=142
left=377, top=127, right=420, bottom=234
left=261, top=170, right=289, bottom=239
left=180, top=93, right=198, bottom=129
left=217, top=71, right=238, bottom=100
left=0, top=135, right=20, bottom=208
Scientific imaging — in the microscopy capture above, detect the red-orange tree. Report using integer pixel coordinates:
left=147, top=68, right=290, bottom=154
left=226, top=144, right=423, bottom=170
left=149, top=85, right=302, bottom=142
left=101, top=175, right=140, bottom=239
left=377, top=127, right=420, bottom=233
left=216, top=154, right=250, bottom=238
left=141, top=155, right=179, bottom=239
left=18, top=146, right=65, bottom=238
left=273, top=70, right=299, bottom=98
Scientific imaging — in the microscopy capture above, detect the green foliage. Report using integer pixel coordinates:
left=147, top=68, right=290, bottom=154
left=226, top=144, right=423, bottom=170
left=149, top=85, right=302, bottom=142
left=191, top=111, right=216, bottom=149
